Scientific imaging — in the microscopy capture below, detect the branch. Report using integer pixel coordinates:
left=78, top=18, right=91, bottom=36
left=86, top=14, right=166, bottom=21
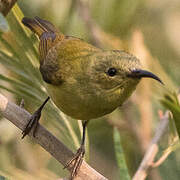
left=0, top=0, right=17, bottom=16
left=75, top=0, right=123, bottom=49
left=0, top=93, right=107, bottom=180
left=132, top=111, right=169, bottom=180
left=151, top=148, right=171, bottom=168
left=75, top=0, right=101, bottom=47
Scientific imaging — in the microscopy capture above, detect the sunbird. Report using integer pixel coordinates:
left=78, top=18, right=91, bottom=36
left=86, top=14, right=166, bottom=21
left=21, top=16, right=163, bottom=179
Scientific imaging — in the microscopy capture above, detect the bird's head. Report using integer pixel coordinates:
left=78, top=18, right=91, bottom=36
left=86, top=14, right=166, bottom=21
left=82, top=50, right=163, bottom=106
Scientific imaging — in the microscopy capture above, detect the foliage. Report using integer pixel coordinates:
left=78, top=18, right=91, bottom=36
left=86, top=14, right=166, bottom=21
left=113, top=127, right=131, bottom=180
left=161, top=91, right=180, bottom=138
left=0, top=0, right=179, bottom=179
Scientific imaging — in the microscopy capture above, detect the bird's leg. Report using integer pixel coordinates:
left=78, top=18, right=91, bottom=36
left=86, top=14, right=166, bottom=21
left=21, top=97, right=50, bottom=139
left=64, top=120, right=89, bottom=179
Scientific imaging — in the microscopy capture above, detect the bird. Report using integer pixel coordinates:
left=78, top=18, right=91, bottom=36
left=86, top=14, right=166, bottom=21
left=21, top=16, right=163, bottom=179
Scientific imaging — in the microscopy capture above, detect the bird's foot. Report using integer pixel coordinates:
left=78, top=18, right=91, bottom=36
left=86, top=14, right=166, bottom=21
left=64, top=145, right=85, bottom=179
left=21, top=108, right=41, bottom=139
left=21, top=97, right=50, bottom=139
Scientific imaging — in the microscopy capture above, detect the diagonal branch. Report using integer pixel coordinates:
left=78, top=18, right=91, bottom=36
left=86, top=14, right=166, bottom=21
left=0, top=93, right=107, bottom=180
left=75, top=0, right=122, bottom=49
left=75, top=0, right=101, bottom=47
left=132, top=111, right=169, bottom=180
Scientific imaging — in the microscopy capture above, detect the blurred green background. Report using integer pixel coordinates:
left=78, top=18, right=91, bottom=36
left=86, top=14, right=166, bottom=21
left=0, top=0, right=179, bottom=179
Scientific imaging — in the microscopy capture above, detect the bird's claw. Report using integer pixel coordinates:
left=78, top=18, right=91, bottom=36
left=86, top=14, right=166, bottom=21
left=21, top=97, right=50, bottom=139
left=64, top=146, right=85, bottom=179
left=21, top=109, right=41, bottom=139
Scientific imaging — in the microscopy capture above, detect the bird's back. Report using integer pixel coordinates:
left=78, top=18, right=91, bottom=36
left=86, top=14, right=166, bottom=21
left=22, top=16, right=100, bottom=85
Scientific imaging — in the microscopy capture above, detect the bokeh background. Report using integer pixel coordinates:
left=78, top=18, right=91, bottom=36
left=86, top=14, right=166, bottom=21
left=0, top=0, right=179, bottom=179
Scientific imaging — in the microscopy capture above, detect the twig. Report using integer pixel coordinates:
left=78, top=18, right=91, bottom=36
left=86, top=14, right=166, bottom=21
left=76, top=0, right=123, bottom=49
left=132, top=111, right=169, bottom=180
left=75, top=0, right=101, bottom=47
left=0, top=93, right=107, bottom=180
left=151, top=148, right=171, bottom=168
left=0, top=0, right=17, bottom=16
left=76, top=0, right=123, bottom=51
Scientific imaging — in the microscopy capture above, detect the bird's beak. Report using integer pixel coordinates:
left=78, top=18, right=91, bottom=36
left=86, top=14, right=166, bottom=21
left=127, top=69, right=164, bottom=85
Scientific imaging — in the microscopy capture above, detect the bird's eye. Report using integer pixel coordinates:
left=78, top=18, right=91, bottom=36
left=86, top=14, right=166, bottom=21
left=107, top=68, right=117, bottom=77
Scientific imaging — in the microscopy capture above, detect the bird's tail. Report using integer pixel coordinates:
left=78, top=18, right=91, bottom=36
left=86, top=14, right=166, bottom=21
left=22, top=16, right=58, bottom=37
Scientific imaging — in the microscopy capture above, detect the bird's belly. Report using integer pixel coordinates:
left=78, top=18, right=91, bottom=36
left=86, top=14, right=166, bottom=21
left=45, top=84, right=115, bottom=120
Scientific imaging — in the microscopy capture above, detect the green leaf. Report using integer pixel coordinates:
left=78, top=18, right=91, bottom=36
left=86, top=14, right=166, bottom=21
left=161, top=92, right=180, bottom=138
left=113, top=127, right=131, bottom=180
left=165, top=140, right=180, bottom=154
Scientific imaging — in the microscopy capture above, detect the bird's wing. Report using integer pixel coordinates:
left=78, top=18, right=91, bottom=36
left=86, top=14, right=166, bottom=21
left=55, top=36, right=101, bottom=62
left=39, top=31, right=58, bottom=61
left=22, top=16, right=64, bottom=63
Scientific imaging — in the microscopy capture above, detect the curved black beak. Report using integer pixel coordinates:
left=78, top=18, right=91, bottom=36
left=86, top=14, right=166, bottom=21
left=127, top=69, right=164, bottom=85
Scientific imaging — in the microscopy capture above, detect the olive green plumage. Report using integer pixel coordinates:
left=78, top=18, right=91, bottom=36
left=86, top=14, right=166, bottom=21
left=22, top=16, right=163, bottom=179
left=22, top=16, right=161, bottom=120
